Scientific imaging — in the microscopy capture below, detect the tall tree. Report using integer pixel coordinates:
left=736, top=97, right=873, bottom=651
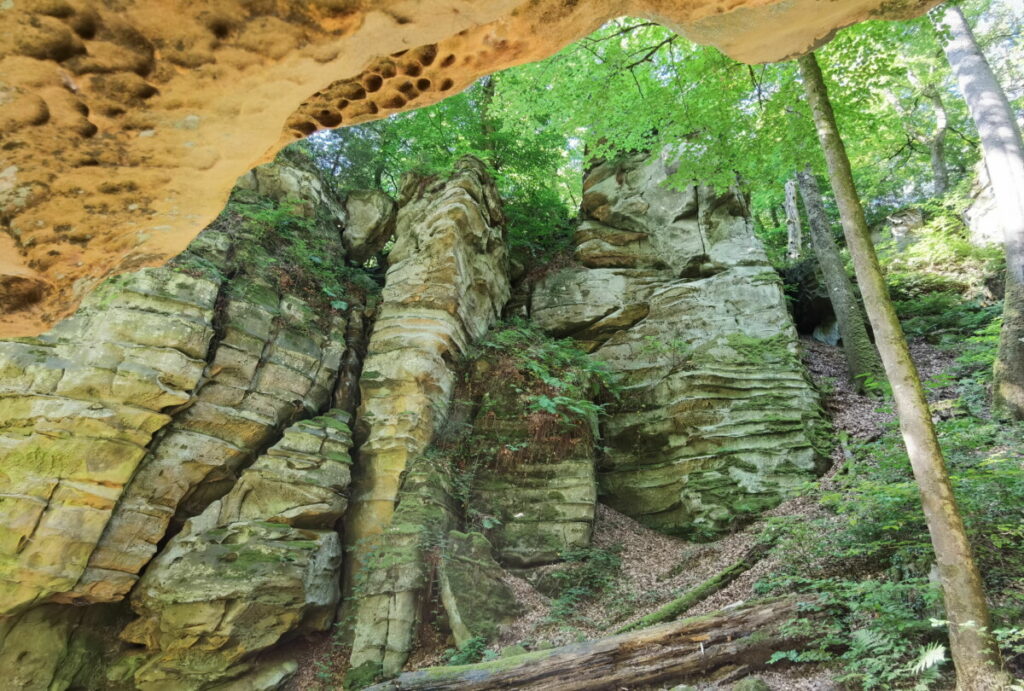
left=795, top=166, right=883, bottom=391
left=798, top=50, right=1009, bottom=689
left=934, top=3, right=1024, bottom=420
left=784, top=176, right=803, bottom=258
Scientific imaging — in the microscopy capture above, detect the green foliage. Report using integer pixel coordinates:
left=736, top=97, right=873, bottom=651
left=760, top=575, right=946, bottom=689
left=220, top=192, right=377, bottom=313
left=893, top=292, right=1001, bottom=339
left=472, top=318, right=620, bottom=417
left=757, top=410, right=1024, bottom=684
left=305, top=77, right=578, bottom=262
left=546, top=546, right=623, bottom=624
left=443, top=636, right=491, bottom=666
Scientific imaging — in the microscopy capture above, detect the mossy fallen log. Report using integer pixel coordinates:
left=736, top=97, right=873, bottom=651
left=616, top=539, right=774, bottom=634
left=366, top=596, right=817, bottom=690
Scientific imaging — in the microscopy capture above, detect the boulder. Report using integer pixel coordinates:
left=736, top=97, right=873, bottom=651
left=439, top=531, right=521, bottom=647
left=122, top=411, right=353, bottom=690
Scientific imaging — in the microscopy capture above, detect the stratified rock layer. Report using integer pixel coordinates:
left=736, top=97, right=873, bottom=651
left=532, top=153, right=828, bottom=538
left=0, top=152, right=351, bottom=615
left=348, top=457, right=460, bottom=682
left=122, top=412, right=353, bottom=690
left=347, top=156, right=509, bottom=559
left=0, top=0, right=940, bottom=337
left=346, top=156, right=510, bottom=678
left=0, top=268, right=217, bottom=614
left=464, top=356, right=599, bottom=567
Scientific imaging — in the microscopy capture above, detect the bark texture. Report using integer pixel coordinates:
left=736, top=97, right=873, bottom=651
left=937, top=5, right=1024, bottom=420
left=926, top=87, right=950, bottom=197
left=798, top=51, right=1009, bottom=690
left=785, top=177, right=804, bottom=259
left=367, top=597, right=816, bottom=691
left=796, top=166, right=883, bottom=391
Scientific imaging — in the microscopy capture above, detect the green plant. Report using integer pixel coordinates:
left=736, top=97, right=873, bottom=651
left=443, top=635, right=489, bottom=666
left=546, top=546, right=623, bottom=624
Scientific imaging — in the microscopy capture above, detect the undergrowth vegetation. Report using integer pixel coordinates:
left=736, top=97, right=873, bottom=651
left=760, top=229, right=1024, bottom=687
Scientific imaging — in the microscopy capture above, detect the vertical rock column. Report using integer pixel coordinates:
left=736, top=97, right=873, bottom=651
left=346, top=157, right=510, bottom=679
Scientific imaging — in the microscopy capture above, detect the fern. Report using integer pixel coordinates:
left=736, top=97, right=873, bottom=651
left=909, top=642, right=946, bottom=676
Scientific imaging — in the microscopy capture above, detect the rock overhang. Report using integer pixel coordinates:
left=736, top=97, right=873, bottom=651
left=0, top=0, right=939, bottom=337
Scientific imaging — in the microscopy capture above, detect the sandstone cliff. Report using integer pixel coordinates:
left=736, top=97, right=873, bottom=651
left=0, top=149, right=832, bottom=689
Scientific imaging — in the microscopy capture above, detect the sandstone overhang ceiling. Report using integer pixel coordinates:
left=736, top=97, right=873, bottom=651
left=0, top=0, right=938, bottom=336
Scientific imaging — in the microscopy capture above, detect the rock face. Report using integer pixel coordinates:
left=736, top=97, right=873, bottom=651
left=344, top=190, right=398, bottom=264
left=346, top=156, right=510, bottom=679
left=346, top=157, right=509, bottom=566
left=122, top=411, right=353, bottom=689
left=532, top=153, right=828, bottom=538
left=0, top=268, right=218, bottom=615
left=348, top=456, right=460, bottom=682
left=438, top=531, right=521, bottom=647
left=0, top=0, right=940, bottom=337
left=464, top=357, right=599, bottom=567
left=0, top=152, right=354, bottom=616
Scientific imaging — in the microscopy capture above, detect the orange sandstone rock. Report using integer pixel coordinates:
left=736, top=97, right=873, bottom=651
left=0, top=0, right=938, bottom=337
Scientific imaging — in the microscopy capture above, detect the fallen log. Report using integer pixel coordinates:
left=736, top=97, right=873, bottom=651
left=367, top=596, right=819, bottom=690
left=616, top=539, right=775, bottom=634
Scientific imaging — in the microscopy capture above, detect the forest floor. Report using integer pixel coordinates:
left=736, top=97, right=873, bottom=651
left=287, top=336, right=960, bottom=690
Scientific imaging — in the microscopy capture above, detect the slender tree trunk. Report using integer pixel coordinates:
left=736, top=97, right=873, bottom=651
left=769, top=204, right=781, bottom=230
left=796, top=166, right=883, bottom=391
left=936, top=4, right=1024, bottom=420
left=926, top=86, right=950, bottom=197
left=798, top=51, right=1009, bottom=690
left=784, top=176, right=803, bottom=259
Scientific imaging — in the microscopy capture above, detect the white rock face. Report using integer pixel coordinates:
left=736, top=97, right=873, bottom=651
left=344, top=190, right=397, bottom=264
left=532, top=153, right=828, bottom=538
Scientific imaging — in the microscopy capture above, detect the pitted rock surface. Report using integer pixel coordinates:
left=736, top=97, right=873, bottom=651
left=0, top=0, right=940, bottom=337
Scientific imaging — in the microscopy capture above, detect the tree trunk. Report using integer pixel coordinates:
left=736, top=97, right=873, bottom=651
left=926, top=86, right=950, bottom=197
left=367, top=597, right=818, bottom=691
left=796, top=166, right=883, bottom=391
left=798, top=51, right=1009, bottom=690
left=785, top=176, right=803, bottom=259
left=936, top=4, right=1024, bottom=420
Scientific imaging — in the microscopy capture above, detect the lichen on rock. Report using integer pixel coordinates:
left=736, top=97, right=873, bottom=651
left=121, top=411, right=354, bottom=690
left=532, top=152, right=829, bottom=538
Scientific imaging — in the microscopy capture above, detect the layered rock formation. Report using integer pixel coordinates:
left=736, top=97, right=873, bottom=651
left=0, top=152, right=387, bottom=691
left=463, top=356, right=599, bottom=568
left=122, top=411, right=353, bottom=689
left=532, top=153, right=828, bottom=538
left=0, top=144, right=835, bottom=688
left=346, top=156, right=510, bottom=679
left=0, top=152, right=353, bottom=617
left=0, top=0, right=941, bottom=337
